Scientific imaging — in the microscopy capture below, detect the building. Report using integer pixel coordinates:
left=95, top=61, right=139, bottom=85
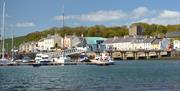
left=105, top=36, right=146, bottom=50
left=63, top=35, right=86, bottom=49
left=151, top=38, right=161, bottom=50
left=173, top=40, right=180, bottom=50
left=19, top=42, right=38, bottom=53
left=85, top=37, right=106, bottom=52
left=37, top=34, right=63, bottom=51
left=129, top=24, right=143, bottom=36
left=37, top=38, right=44, bottom=51
left=131, top=36, right=145, bottom=50
left=144, top=38, right=155, bottom=50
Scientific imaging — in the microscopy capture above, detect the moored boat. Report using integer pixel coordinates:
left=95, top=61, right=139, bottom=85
left=90, top=53, right=114, bottom=66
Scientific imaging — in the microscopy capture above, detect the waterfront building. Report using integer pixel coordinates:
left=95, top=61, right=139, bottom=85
left=36, top=34, right=63, bottom=51
left=105, top=36, right=146, bottom=51
left=131, top=36, right=145, bottom=50
left=143, top=38, right=155, bottom=50
left=85, top=37, right=106, bottom=52
left=63, top=35, right=86, bottom=49
left=151, top=38, right=161, bottom=50
left=19, top=42, right=38, bottom=53
left=129, top=24, right=143, bottom=36
left=37, top=38, right=44, bottom=51
left=43, top=34, right=63, bottom=51
left=173, top=40, right=180, bottom=50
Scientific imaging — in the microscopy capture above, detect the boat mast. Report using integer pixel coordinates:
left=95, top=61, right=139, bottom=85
left=11, top=29, right=14, bottom=60
left=62, top=4, right=65, bottom=49
left=62, top=4, right=64, bottom=30
left=1, top=0, right=6, bottom=59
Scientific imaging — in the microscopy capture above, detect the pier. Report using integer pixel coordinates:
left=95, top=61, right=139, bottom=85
left=106, top=50, right=171, bottom=60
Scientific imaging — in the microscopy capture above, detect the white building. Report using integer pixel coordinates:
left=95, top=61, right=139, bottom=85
left=143, top=38, right=155, bottom=50
left=19, top=42, right=38, bottom=53
left=104, top=36, right=158, bottom=51
left=37, top=34, right=63, bottom=51
left=173, top=40, right=180, bottom=50
left=105, top=36, right=134, bottom=50
left=37, top=39, right=44, bottom=51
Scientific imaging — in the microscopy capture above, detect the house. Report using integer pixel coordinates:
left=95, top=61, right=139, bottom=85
left=63, top=35, right=86, bottom=49
left=44, top=34, right=63, bottom=51
left=131, top=36, right=145, bottom=50
left=151, top=38, right=161, bottom=50
left=105, top=36, right=146, bottom=51
left=143, top=38, right=155, bottom=50
left=37, top=38, right=45, bottom=51
left=85, top=37, right=106, bottom=52
left=19, top=42, right=38, bottom=53
left=36, top=34, right=63, bottom=51
left=173, top=40, right=180, bottom=50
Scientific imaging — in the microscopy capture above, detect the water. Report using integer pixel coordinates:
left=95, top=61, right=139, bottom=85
left=0, top=60, right=180, bottom=91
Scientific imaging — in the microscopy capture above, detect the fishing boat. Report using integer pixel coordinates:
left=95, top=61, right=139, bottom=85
left=90, top=53, right=114, bottom=66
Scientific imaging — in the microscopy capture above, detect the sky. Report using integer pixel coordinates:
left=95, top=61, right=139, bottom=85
left=0, top=0, right=180, bottom=37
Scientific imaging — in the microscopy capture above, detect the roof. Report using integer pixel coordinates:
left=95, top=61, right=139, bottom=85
left=85, top=37, right=106, bottom=44
left=104, top=38, right=114, bottom=44
left=166, top=31, right=180, bottom=38
left=144, top=38, right=155, bottom=43
left=152, top=38, right=161, bottom=44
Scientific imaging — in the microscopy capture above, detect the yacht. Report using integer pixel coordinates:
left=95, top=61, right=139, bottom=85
left=35, top=53, right=51, bottom=64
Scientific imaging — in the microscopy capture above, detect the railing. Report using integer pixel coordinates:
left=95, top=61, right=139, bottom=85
left=44, top=48, right=86, bottom=58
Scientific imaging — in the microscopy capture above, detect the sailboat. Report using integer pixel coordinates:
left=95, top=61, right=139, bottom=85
left=0, top=0, right=10, bottom=63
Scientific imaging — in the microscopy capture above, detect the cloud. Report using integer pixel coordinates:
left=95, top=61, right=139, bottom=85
left=77, top=10, right=127, bottom=22
left=15, top=22, right=35, bottom=27
left=132, top=6, right=149, bottom=18
left=138, top=10, right=180, bottom=25
left=53, top=10, right=127, bottom=22
left=159, top=10, right=180, bottom=18
left=53, top=6, right=180, bottom=25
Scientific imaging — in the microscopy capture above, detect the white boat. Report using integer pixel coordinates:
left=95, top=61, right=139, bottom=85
left=79, top=53, right=90, bottom=62
left=35, top=53, right=51, bottom=64
left=51, top=55, right=71, bottom=64
left=0, top=58, right=10, bottom=64
left=90, top=53, right=114, bottom=65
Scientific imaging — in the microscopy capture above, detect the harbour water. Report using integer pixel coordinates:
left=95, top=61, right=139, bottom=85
left=0, top=60, right=179, bottom=91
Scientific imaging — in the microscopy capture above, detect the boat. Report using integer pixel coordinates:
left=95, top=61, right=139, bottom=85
left=90, top=53, right=114, bottom=66
left=51, top=55, right=71, bottom=64
left=79, top=53, right=90, bottom=62
left=22, top=56, right=34, bottom=63
left=35, top=53, right=51, bottom=65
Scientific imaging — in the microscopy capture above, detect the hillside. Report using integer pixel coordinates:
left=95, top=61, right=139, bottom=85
left=1, top=23, right=180, bottom=52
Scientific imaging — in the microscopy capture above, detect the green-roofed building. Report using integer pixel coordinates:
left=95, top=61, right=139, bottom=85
left=85, top=37, right=106, bottom=52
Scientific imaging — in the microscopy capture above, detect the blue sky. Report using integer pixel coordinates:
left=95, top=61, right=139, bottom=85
left=0, top=0, right=180, bottom=37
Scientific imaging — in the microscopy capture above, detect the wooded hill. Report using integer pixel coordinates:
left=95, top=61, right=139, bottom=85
left=2, top=23, right=180, bottom=52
